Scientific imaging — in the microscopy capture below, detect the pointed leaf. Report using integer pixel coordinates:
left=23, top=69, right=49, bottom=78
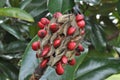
left=19, top=35, right=39, bottom=80
left=0, top=8, right=34, bottom=22
left=48, top=0, right=75, bottom=14
left=75, top=58, right=120, bottom=80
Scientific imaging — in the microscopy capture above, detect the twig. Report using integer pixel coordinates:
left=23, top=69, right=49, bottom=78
left=30, top=66, right=48, bottom=80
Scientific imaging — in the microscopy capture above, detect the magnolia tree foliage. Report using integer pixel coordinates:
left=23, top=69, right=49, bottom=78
left=0, top=0, right=120, bottom=80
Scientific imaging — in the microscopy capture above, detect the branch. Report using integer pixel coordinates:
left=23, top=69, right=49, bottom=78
left=30, top=66, right=48, bottom=80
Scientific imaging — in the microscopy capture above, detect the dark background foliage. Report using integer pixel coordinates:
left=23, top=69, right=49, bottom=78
left=0, top=0, right=120, bottom=80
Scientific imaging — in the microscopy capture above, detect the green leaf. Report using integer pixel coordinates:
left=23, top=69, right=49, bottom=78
left=0, top=24, right=24, bottom=40
left=19, top=35, right=39, bottom=80
left=117, top=0, right=120, bottom=16
left=0, top=0, right=6, bottom=7
left=75, top=58, right=120, bottom=80
left=106, top=74, right=120, bottom=80
left=0, top=59, right=18, bottom=80
left=9, top=0, right=21, bottom=7
left=29, top=0, right=47, bottom=17
left=74, top=0, right=101, bottom=5
left=5, top=41, right=27, bottom=53
left=86, top=21, right=107, bottom=52
left=20, top=0, right=32, bottom=9
left=48, top=0, right=75, bottom=14
left=0, top=8, right=34, bottom=22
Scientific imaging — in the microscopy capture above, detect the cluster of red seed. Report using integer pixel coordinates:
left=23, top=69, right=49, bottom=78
left=31, top=12, right=85, bottom=75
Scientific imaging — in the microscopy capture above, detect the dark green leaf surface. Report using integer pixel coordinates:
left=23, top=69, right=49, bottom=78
left=117, top=0, right=120, bottom=16
left=20, top=0, right=32, bottom=9
left=48, top=0, right=75, bottom=14
left=5, top=41, right=27, bottom=53
left=75, top=58, right=120, bottom=80
left=0, top=8, right=34, bottom=22
left=0, top=24, right=24, bottom=40
left=0, top=59, right=18, bottom=80
left=0, top=0, right=6, bottom=7
left=74, top=0, right=101, bottom=5
left=86, top=20, right=107, bottom=52
left=19, top=35, right=39, bottom=80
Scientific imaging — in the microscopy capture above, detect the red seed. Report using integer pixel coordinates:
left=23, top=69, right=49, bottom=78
left=50, top=23, right=59, bottom=33
left=53, top=38, right=61, bottom=48
left=53, top=12, right=62, bottom=18
left=61, top=55, right=68, bottom=64
left=41, top=45, right=50, bottom=57
left=38, top=21, right=45, bottom=29
left=32, top=41, right=40, bottom=51
left=69, top=59, right=76, bottom=66
left=76, top=14, right=84, bottom=21
left=55, top=62, right=64, bottom=75
left=80, top=29, right=85, bottom=35
left=75, top=52, right=81, bottom=56
left=40, top=18, right=50, bottom=25
left=76, top=44, right=84, bottom=52
left=67, top=26, right=76, bottom=36
left=38, top=29, right=47, bottom=38
left=40, top=59, right=48, bottom=68
left=77, top=20, right=85, bottom=29
left=67, top=41, right=76, bottom=50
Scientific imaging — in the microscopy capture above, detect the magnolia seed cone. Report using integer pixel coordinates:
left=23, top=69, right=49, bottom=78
left=32, top=13, right=85, bottom=75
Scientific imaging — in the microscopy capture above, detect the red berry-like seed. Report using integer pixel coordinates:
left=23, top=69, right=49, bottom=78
left=40, top=59, right=48, bottom=68
left=69, top=59, right=76, bottom=66
left=40, top=18, right=49, bottom=25
left=75, top=52, right=81, bottom=56
left=67, top=41, right=76, bottom=50
left=55, top=62, right=64, bottom=75
left=76, top=44, right=84, bottom=52
left=76, top=14, right=84, bottom=21
left=53, top=38, right=61, bottom=48
left=38, top=21, right=45, bottom=29
left=32, top=41, right=40, bottom=51
left=61, top=55, right=68, bottom=64
left=41, top=45, right=50, bottom=57
left=80, top=30, right=85, bottom=35
left=77, top=20, right=85, bottom=29
left=67, top=26, right=76, bottom=36
left=53, top=12, right=62, bottom=18
left=38, top=29, right=47, bottom=38
left=50, top=23, right=59, bottom=33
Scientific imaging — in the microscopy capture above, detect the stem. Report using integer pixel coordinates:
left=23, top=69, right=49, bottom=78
left=30, top=66, right=48, bottom=80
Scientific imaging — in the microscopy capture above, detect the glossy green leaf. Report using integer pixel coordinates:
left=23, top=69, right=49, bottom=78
left=5, top=41, right=27, bottom=53
left=30, top=0, right=47, bottom=17
left=0, top=59, right=18, bottom=80
left=0, top=8, right=34, bottom=22
left=19, top=35, right=39, bottom=80
left=117, top=0, right=120, bottom=16
left=9, top=0, right=21, bottom=7
left=48, top=0, right=75, bottom=14
left=75, top=58, right=120, bottom=80
left=86, top=20, right=107, bottom=52
left=74, top=0, right=101, bottom=5
left=20, top=0, right=32, bottom=9
left=24, top=0, right=48, bottom=21
left=0, top=0, right=6, bottom=7
left=0, top=24, right=24, bottom=40
left=106, top=74, right=120, bottom=80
